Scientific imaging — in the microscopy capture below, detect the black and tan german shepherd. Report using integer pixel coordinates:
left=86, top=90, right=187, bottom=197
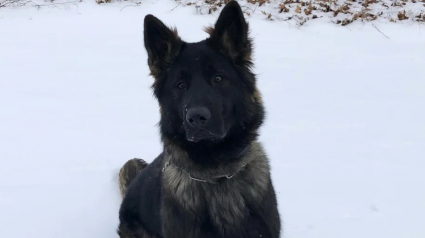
left=117, top=1, right=281, bottom=237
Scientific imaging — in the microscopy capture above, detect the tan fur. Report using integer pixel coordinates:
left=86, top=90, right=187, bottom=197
left=253, top=88, right=263, bottom=104
left=118, top=158, right=147, bottom=198
left=203, top=25, right=253, bottom=62
left=162, top=139, right=270, bottom=227
left=171, top=27, right=179, bottom=39
left=203, top=25, right=215, bottom=35
left=159, top=105, right=163, bottom=115
left=148, top=27, right=182, bottom=79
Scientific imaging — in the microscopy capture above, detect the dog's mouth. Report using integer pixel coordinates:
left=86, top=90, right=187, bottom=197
left=185, top=128, right=226, bottom=143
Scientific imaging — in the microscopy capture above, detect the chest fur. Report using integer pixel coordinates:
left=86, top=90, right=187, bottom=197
left=161, top=141, right=271, bottom=231
left=162, top=166, right=269, bottom=230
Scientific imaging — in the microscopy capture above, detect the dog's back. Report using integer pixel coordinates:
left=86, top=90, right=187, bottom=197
left=118, top=158, right=148, bottom=198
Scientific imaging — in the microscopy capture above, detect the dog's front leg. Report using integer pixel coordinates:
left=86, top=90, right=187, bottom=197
left=250, top=182, right=281, bottom=238
left=117, top=222, right=159, bottom=238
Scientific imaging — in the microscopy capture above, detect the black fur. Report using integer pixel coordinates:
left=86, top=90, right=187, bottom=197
left=118, top=1, right=281, bottom=238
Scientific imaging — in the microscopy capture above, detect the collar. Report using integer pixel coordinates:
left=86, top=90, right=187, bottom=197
left=162, top=144, right=251, bottom=184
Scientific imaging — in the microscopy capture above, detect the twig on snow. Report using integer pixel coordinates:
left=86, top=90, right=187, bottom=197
left=241, top=5, right=256, bottom=13
left=170, top=2, right=180, bottom=11
left=120, top=4, right=139, bottom=11
left=35, top=0, right=79, bottom=6
left=372, top=23, right=390, bottom=39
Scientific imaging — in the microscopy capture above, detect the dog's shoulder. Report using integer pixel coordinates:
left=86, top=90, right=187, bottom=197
left=119, top=152, right=165, bottom=237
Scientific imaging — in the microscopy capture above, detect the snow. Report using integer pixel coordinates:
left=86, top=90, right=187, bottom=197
left=1, top=1, right=424, bottom=238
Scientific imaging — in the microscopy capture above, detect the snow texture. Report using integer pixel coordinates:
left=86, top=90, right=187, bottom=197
left=0, top=1, right=424, bottom=237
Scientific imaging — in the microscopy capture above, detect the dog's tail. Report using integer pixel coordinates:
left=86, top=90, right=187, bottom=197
left=118, top=158, right=148, bottom=198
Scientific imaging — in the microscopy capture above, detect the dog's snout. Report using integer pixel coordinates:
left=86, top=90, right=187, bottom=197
left=186, top=107, right=211, bottom=127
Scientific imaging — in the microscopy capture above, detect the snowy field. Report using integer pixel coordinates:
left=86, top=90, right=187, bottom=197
left=1, top=1, right=425, bottom=237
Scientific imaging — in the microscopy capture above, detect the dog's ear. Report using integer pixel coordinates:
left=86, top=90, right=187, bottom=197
left=144, top=15, right=182, bottom=77
left=207, top=1, right=252, bottom=63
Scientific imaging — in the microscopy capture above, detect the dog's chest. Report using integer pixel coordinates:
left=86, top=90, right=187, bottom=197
left=162, top=167, right=254, bottom=228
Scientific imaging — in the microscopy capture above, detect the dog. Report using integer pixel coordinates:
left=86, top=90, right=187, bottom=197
left=117, top=1, right=281, bottom=237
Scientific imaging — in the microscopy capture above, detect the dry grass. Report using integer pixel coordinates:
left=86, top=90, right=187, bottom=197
left=1, top=0, right=81, bottom=8
left=0, top=0, right=31, bottom=7
left=175, top=0, right=425, bottom=26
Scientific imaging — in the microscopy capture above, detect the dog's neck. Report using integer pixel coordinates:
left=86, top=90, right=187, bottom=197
left=162, top=143, right=251, bottom=184
left=162, top=138, right=255, bottom=183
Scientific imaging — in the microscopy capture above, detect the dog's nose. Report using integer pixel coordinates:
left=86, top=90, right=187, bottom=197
left=186, top=107, right=211, bottom=127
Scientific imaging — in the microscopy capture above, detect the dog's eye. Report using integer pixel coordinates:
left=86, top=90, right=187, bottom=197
left=214, top=75, right=223, bottom=82
left=176, top=82, right=186, bottom=89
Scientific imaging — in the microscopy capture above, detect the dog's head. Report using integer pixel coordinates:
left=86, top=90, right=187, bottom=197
left=143, top=1, right=264, bottom=148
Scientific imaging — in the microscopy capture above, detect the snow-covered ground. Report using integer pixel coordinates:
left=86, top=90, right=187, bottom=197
left=1, top=1, right=424, bottom=237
